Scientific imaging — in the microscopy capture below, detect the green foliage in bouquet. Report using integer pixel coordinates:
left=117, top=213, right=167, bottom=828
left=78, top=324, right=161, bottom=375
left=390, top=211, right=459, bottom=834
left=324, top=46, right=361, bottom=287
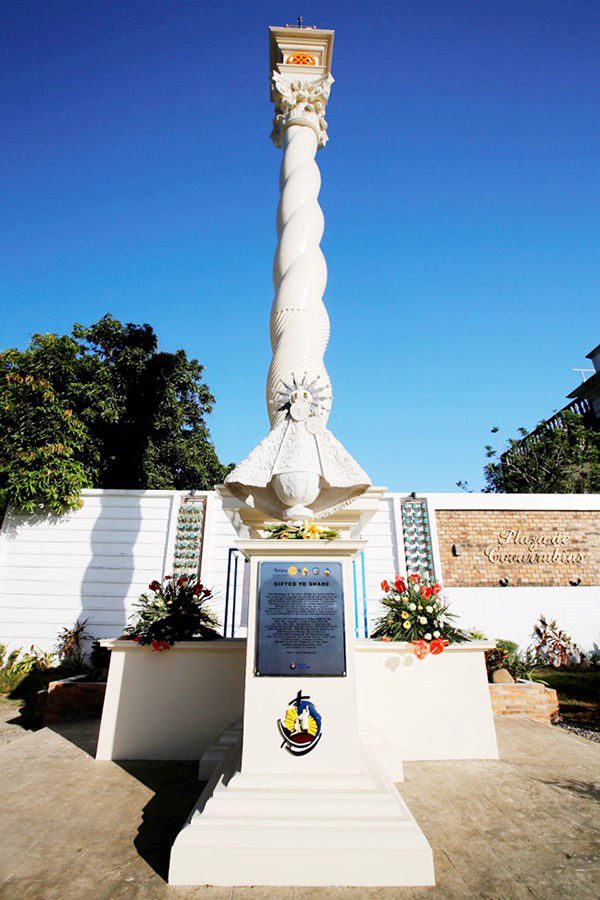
left=371, top=573, right=470, bottom=644
left=125, top=574, right=220, bottom=650
left=264, top=521, right=339, bottom=541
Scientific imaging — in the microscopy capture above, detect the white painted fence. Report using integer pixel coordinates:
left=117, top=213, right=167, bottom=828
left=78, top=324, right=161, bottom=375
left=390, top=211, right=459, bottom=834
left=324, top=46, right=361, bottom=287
left=0, top=491, right=175, bottom=651
left=0, top=489, right=598, bottom=655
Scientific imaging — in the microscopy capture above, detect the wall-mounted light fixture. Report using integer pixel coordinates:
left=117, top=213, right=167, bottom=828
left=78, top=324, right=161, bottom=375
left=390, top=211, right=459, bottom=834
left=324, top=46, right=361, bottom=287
left=452, top=543, right=461, bottom=557
left=569, top=577, right=582, bottom=587
left=499, top=577, right=510, bottom=587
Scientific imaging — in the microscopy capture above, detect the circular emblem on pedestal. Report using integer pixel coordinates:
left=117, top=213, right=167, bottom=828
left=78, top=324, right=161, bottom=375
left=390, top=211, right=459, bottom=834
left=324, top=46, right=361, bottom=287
left=277, top=689, right=323, bottom=755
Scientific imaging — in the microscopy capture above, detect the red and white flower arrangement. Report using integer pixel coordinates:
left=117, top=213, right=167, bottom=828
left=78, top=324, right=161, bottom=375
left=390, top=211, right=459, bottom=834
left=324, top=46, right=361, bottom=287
left=124, top=574, right=220, bottom=651
left=371, top=573, right=469, bottom=658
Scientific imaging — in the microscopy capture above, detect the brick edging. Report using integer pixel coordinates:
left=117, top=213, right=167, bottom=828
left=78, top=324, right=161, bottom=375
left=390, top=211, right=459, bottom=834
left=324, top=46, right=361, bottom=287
left=489, top=682, right=559, bottom=726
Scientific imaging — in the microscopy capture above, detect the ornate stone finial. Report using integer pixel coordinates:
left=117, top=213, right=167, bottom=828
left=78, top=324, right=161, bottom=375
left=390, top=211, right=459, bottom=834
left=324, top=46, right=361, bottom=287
left=268, top=25, right=335, bottom=150
left=270, top=72, right=334, bottom=148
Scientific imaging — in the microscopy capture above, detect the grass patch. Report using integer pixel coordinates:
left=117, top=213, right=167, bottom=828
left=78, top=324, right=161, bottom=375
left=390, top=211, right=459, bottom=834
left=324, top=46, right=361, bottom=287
left=533, top=667, right=600, bottom=729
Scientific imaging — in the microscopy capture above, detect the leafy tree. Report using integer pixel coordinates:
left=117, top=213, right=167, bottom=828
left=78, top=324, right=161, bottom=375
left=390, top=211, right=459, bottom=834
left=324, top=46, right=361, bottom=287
left=0, top=373, right=91, bottom=513
left=0, top=315, right=229, bottom=513
left=482, top=412, right=600, bottom=493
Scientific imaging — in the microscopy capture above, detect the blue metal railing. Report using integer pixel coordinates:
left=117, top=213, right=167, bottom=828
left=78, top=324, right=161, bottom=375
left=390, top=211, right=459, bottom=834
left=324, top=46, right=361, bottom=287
left=352, top=551, right=370, bottom=638
left=223, top=548, right=245, bottom=638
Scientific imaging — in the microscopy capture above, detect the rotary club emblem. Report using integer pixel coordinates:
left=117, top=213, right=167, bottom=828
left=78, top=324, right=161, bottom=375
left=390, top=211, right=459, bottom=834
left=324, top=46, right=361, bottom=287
left=277, top=690, right=323, bottom=756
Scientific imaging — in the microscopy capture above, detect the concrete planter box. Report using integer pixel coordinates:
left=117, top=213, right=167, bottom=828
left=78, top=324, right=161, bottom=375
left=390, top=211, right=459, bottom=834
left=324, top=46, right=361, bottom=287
left=356, top=639, right=498, bottom=761
left=97, top=638, right=498, bottom=762
left=97, top=639, right=247, bottom=761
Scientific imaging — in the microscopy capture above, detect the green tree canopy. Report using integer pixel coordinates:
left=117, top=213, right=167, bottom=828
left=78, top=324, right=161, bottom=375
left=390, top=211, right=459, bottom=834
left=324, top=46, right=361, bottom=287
left=482, top=412, right=600, bottom=493
left=0, top=315, right=229, bottom=513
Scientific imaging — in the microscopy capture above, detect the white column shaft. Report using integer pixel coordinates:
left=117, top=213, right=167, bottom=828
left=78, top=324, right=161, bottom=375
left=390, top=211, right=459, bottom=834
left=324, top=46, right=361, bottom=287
left=267, top=124, right=332, bottom=429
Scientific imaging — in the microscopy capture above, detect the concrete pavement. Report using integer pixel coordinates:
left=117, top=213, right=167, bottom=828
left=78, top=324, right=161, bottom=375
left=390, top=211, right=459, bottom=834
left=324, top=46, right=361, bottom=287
left=0, top=717, right=598, bottom=898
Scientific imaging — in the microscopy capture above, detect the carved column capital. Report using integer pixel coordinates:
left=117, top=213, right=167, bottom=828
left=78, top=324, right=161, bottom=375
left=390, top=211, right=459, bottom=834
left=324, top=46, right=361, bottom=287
left=270, top=73, right=334, bottom=149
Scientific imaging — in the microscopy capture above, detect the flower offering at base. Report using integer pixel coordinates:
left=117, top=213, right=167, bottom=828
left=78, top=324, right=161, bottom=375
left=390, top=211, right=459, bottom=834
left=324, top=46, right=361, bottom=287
left=124, top=573, right=220, bottom=649
left=264, top=521, right=339, bottom=541
left=371, top=572, right=470, bottom=656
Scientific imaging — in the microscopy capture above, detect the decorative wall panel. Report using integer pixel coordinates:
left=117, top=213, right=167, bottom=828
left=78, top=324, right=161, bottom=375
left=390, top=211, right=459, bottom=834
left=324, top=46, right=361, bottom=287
left=401, top=498, right=435, bottom=581
left=172, top=496, right=207, bottom=579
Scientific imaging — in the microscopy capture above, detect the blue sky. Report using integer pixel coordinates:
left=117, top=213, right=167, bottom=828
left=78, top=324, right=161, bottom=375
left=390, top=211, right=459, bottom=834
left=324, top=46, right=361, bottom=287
left=1, top=0, right=598, bottom=491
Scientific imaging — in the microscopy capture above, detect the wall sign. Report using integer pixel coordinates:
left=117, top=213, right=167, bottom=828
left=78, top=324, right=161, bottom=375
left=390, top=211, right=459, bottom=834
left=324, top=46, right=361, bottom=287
left=435, top=510, right=599, bottom=587
left=255, top=561, right=346, bottom=676
left=484, top=529, right=585, bottom=565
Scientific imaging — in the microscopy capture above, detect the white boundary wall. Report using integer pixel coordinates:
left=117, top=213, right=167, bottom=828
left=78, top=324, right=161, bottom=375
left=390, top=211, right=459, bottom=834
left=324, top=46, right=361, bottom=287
left=0, top=491, right=176, bottom=651
left=0, top=489, right=598, bottom=654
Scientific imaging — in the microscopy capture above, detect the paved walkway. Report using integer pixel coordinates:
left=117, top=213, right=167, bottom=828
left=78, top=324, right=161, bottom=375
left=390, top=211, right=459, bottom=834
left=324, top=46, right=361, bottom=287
left=0, top=700, right=27, bottom=748
left=0, top=717, right=598, bottom=898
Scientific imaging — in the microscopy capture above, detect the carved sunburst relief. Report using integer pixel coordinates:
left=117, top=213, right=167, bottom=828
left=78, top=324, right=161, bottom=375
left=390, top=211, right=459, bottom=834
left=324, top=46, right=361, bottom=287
left=271, top=373, right=332, bottom=430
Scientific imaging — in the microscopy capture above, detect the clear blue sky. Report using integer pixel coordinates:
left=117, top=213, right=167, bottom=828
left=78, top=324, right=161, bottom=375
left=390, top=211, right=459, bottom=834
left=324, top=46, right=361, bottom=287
left=2, top=1, right=598, bottom=491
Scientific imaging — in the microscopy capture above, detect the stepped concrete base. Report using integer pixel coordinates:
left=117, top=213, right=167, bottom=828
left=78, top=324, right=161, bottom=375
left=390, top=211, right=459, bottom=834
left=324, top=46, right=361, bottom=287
left=169, top=730, right=434, bottom=887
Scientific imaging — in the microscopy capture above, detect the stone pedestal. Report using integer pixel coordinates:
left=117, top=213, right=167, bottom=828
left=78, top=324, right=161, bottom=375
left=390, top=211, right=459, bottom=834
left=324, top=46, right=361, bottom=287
left=237, top=540, right=363, bottom=777
left=168, top=538, right=434, bottom=886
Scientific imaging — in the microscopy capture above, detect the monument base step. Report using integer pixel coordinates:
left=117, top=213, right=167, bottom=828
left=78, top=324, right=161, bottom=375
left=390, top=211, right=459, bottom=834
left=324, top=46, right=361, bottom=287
left=169, top=732, right=434, bottom=886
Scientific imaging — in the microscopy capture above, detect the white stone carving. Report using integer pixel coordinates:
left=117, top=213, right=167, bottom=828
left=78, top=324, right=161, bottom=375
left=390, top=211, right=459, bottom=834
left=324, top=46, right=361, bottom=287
left=226, top=419, right=370, bottom=520
left=225, top=62, right=370, bottom=522
left=270, top=73, right=334, bottom=148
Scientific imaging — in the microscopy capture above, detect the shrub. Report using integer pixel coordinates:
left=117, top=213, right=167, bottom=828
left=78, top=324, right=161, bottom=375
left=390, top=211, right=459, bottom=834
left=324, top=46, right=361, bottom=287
left=485, top=641, right=538, bottom=681
left=125, top=574, right=220, bottom=650
left=0, top=645, right=55, bottom=696
left=531, top=615, right=582, bottom=667
left=55, top=618, right=92, bottom=673
left=4, top=645, right=55, bottom=679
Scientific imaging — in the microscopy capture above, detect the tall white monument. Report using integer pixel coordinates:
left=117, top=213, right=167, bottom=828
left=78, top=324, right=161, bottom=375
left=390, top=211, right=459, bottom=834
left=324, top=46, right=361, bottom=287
left=224, top=26, right=370, bottom=522
left=169, top=26, right=435, bottom=887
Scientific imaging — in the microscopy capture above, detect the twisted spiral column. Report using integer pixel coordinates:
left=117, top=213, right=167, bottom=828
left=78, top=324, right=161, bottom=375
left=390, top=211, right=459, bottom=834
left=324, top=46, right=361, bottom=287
left=266, top=124, right=332, bottom=429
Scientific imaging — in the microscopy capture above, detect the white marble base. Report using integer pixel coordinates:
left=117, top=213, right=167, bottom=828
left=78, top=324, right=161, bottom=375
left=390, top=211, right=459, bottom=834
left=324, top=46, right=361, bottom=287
left=169, top=730, right=434, bottom=887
